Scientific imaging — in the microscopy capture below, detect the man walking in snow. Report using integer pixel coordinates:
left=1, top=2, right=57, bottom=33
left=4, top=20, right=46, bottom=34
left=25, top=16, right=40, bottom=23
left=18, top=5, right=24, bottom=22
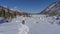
left=19, top=17, right=29, bottom=34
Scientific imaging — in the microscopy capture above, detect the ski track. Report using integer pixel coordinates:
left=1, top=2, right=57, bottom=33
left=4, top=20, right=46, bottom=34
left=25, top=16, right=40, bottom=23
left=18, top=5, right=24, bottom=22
left=0, top=15, right=60, bottom=34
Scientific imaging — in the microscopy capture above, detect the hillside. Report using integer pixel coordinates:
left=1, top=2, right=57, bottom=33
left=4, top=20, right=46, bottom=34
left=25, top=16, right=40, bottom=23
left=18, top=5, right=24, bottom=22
left=0, top=6, right=30, bottom=19
left=40, top=1, right=60, bottom=16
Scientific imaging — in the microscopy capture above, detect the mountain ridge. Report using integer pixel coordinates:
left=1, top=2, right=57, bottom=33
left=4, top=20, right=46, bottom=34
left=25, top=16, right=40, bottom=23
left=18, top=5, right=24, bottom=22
left=0, top=6, right=31, bottom=19
left=40, top=1, right=60, bottom=16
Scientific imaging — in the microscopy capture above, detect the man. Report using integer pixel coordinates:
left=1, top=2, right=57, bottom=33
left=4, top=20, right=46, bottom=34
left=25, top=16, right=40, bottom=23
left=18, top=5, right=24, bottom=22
left=22, top=20, right=25, bottom=24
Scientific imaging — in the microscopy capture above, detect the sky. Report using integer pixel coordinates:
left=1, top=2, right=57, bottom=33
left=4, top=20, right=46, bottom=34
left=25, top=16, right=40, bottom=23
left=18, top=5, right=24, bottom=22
left=0, top=0, right=60, bottom=13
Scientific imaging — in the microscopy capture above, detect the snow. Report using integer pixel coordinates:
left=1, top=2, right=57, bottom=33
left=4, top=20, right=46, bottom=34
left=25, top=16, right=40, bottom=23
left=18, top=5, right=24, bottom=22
left=0, top=15, right=60, bottom=34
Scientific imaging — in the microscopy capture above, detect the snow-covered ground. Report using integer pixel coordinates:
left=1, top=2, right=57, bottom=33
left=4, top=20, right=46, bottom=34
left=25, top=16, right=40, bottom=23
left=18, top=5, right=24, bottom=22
left=0, top=15, right=60, bottom=34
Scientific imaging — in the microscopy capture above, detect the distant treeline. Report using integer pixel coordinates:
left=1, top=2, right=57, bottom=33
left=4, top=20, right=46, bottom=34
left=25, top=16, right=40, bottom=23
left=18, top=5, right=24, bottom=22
left=0, top=6, right=30, bottom=19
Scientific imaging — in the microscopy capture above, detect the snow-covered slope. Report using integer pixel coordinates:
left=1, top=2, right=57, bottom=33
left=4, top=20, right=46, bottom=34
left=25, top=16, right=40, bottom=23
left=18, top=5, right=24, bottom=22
left=0, top=15, right=60, bottom=34
left=40, top=1, right=60, bottom=16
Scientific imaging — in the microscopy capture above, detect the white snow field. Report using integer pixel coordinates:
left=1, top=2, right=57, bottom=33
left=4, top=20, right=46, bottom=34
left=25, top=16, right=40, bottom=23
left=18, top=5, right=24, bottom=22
left=0, top=15, right=60, bottom=34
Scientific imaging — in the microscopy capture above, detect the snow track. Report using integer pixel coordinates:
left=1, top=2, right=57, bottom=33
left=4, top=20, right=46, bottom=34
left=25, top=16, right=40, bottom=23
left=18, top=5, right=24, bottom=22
left=0, top=15, right=60, bottom=34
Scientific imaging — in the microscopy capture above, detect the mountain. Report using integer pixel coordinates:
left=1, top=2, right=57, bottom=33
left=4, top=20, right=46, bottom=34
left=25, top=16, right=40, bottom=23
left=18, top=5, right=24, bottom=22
left=40, top=1, right=60, bottom=16
left=0, top=6, right=30, bottom=19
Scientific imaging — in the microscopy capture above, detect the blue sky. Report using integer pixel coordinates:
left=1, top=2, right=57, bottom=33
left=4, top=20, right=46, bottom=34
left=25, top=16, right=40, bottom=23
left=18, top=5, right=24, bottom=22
left=0, top=0, right=60, bottom=13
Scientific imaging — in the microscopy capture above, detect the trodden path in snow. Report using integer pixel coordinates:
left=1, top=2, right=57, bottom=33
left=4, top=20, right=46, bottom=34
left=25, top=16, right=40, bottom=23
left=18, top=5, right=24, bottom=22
left=0, top=15, right=60, bottom=34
